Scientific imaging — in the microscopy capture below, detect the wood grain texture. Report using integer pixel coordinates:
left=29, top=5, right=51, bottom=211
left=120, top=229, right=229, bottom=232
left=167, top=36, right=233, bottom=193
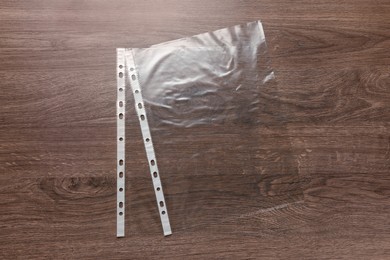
left=0, top=0, right=389, bottom=259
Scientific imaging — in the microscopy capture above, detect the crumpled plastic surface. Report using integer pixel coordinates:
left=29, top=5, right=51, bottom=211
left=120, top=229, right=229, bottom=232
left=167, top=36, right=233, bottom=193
left=133, top=21, right=276, bottom=128
left=127, top=21, right=302, bottom=232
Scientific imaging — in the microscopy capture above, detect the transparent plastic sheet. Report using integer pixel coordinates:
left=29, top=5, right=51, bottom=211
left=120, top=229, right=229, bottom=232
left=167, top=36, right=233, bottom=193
left=125, top=21, right=303, bottom=234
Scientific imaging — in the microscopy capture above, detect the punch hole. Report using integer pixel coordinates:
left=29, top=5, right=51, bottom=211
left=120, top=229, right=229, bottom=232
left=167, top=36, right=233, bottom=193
left=119, top=101, right=123, bottom=107
left=138, top=103, right=143, bottom=109
left=119, top=202, right=123, bottom=208
left=119, top=113, right=123, bottom=119
left=119, top=212, right=123, bottom=216
left=119, top=159, right=123, bottom=166
left=140, top=115, right=145, bottom=120
left=119, top=72, right=123, bottom=78
left=119, top=65, right=123, bottom=69
left=161, top=211, right=166, bottom=215
left=119, top=188, right=123, bottom=192
left=157, top=187, right=160, bottom=191
left=135, top=90, right=139, bottom=94
left=150, top=160, right=155, bottom=166
left=119, top=172, right=123, bottom=178
left=153, top=172, right=158, bottom=178
left=131, top=75, right=136, bottom=80
left=146, top=138, right=150, bottom=142
left=119, top=88, right=123, bottom=92
left=119, top=137, right=123, bottom=141
left=159, top=201, right=164, bottom=207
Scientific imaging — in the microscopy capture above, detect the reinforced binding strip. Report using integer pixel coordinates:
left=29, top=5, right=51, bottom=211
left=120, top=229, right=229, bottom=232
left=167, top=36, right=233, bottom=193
left=125, top=49, right=172, bottom=236
left=116, top=48, right=125, bottom=237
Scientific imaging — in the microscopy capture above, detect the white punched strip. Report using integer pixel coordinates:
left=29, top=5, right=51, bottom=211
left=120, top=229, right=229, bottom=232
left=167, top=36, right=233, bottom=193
left=125, top=49, right=172, bottom=236
left=116, top=48, right=125, bottom=237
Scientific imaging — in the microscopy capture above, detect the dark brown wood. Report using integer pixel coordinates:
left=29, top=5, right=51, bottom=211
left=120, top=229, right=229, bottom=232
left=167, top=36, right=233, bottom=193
left=0, top=0, right=389, bottom=259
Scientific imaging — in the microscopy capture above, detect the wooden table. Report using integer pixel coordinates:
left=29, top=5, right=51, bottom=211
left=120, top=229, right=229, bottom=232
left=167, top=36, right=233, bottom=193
left=0, top=1, right=389, bottom=259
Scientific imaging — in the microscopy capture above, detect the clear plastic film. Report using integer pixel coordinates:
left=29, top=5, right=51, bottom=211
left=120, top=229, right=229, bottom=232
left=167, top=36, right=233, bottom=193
left=125, top=21, right=302, bottom=234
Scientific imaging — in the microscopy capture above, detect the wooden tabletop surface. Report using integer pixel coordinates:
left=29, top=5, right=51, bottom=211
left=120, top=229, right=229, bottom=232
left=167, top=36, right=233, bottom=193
left=0, top=1, right=389, bottom=259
